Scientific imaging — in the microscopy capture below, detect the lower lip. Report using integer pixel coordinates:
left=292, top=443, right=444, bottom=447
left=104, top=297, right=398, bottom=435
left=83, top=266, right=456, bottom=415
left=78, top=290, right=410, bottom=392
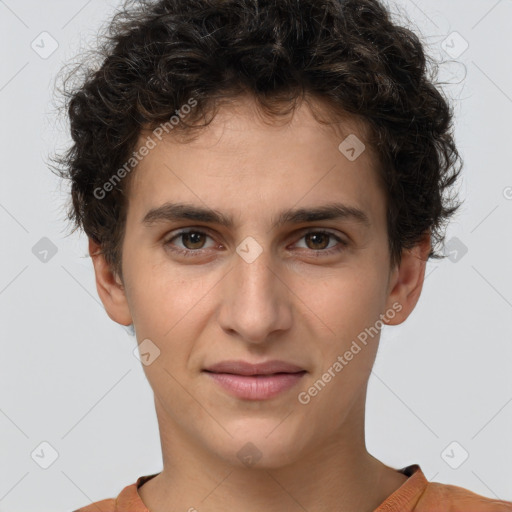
left=203, top=371, right=306, bottom=400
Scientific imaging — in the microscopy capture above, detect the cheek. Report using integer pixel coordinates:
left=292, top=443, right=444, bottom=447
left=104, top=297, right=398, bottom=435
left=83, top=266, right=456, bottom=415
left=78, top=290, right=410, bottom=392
left=301, top=267, right=386, bottom=339
left=124, top=248, right=206, bottom=330
left=125, top=262, right=222, bottom=380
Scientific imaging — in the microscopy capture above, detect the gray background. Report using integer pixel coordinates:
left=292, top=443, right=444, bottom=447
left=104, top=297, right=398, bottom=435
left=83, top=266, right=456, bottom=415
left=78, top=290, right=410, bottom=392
left=1, top=0, right=511, bottom=510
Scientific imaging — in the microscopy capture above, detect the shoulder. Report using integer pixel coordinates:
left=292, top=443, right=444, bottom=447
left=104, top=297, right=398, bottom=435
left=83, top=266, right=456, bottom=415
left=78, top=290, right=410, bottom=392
left=71, top=475, right=155, bottom=512
left=416, top=481, right=512, bottom=512
left=72, top=497, right=116, bottom=512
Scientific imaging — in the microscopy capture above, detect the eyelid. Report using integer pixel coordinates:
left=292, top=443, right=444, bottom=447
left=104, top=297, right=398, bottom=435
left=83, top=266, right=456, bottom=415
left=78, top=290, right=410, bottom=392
left=292, top=226, right=346, bottom=241
left=291, top=229, right=347, bottom=254
left=163, top=227, right=348, bottom=256
left=164, top=226, right=346, bottom=241
left=164, top=227, right=218, bottom=249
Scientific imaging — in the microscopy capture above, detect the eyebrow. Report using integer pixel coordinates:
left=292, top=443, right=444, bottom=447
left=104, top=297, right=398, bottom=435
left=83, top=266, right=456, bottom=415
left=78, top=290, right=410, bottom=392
left=142, top=201, right=371, bottom=230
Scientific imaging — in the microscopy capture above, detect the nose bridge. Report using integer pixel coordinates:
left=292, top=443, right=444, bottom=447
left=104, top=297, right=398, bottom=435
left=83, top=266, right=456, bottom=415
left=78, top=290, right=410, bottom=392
left=218, top=242, right=291, bottom=342
left=233, top=242, right=278, bottom=309
left=235, top=245, right=274, bottom=295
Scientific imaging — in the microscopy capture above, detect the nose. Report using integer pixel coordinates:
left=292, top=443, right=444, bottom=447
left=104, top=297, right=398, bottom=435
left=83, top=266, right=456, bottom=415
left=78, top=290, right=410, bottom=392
left=217, top=246, right=293, bottom=344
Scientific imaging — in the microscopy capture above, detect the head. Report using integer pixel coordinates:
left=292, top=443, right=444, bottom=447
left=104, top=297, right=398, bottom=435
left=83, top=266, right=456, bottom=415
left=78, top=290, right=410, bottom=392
left=52, top=0, right=462, bottom=468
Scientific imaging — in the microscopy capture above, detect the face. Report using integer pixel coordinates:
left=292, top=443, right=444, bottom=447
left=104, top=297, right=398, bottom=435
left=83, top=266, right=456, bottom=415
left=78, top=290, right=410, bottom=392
left=92, top=95, right=428, bottom=470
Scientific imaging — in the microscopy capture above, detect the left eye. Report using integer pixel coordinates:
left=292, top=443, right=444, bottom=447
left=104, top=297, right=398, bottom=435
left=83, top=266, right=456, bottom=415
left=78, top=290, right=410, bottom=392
left=163, top=229, right=346, bottom=256
left=295, top=231, right=343, bottom=251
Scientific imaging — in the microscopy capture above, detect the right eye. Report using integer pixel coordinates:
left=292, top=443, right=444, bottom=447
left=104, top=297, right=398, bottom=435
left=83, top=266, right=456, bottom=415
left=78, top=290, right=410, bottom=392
left=163, top=229, right=218, bottom=257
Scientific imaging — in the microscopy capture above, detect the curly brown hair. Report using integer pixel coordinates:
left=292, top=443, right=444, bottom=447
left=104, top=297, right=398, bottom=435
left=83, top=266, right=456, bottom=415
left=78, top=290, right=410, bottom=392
left=51, top=0, right=462, bottom=280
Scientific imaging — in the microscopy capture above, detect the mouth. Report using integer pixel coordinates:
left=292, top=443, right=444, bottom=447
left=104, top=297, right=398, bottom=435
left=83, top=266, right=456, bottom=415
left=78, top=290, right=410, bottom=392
left=202, top=360, right=307, bottom=400
left=203, top=359, right=306, bottom=375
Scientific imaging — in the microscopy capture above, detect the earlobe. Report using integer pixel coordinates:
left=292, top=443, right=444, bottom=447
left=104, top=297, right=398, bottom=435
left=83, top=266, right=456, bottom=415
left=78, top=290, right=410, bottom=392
left=384, top=232, right=431, bottom=326
left=88, top=238, right=133, bottom=326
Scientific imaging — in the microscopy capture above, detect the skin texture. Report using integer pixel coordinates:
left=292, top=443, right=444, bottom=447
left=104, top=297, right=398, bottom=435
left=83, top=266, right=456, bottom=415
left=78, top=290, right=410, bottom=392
left=90, top=95, right=431, bottom=512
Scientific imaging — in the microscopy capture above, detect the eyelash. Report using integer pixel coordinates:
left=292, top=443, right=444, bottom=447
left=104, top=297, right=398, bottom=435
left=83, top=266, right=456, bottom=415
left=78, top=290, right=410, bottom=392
left=163, top=229, right=348, bottom=258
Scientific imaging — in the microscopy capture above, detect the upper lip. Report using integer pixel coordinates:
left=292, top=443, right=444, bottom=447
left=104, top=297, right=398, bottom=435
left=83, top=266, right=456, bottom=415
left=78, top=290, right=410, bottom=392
left=203, top=360, right=306, bottom=376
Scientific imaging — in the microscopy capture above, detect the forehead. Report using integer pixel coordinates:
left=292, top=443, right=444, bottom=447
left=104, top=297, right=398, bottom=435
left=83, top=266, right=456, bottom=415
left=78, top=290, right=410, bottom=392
left=126, top=95, right=386, bottom=231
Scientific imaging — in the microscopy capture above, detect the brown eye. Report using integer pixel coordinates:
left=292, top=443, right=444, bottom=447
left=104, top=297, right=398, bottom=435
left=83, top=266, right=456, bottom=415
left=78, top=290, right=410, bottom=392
left=293, top=230, right=348, bottom=256
left=180, top=231, right=207, bottom=250
left=164, top=229, right=216, bottom=255
left=304, top=232, right=331, bottom=250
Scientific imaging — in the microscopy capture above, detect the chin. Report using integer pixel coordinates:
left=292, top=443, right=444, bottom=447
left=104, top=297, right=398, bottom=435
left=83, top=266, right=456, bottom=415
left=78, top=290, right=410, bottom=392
left=210, top=417, right=308, bottom=470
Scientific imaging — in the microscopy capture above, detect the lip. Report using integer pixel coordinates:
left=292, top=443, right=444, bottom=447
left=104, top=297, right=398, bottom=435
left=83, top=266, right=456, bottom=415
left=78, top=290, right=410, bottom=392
left=202, top=360, right=307, bottom=400
left=203, top=359, right=305, bottom=375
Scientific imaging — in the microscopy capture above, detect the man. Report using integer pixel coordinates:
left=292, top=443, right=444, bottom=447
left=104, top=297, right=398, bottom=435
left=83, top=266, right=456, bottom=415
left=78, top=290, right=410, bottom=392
left=52, top=0, right=512, bottom=510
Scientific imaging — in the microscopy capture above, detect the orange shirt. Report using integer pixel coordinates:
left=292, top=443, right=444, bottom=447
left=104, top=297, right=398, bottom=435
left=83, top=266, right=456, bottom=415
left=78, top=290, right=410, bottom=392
left=73, top=464, right=512, bottom=512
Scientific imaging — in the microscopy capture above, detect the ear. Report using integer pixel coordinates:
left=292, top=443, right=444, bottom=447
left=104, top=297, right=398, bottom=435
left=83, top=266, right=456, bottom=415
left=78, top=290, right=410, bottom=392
left=383, top=232, right=431, bottom=326
left=89, top=238, right=132, bottom=326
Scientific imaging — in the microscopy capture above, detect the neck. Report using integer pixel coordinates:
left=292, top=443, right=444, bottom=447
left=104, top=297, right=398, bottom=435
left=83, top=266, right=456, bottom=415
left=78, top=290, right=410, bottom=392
left=139, top=392, right=408, bottom=512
